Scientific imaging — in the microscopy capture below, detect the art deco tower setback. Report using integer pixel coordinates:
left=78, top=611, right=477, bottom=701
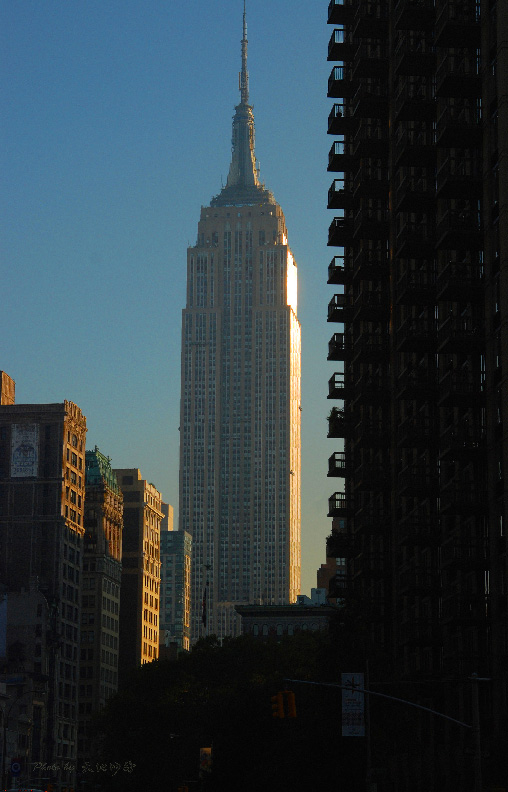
left=179, top=8, right=301, bottom=641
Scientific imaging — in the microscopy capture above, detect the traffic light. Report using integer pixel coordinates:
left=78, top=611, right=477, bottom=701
left=285, top=689, right=297, bottom=718
left=271, top=691, right=284, bottom=718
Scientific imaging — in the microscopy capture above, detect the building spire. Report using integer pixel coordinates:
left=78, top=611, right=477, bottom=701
left=240, top=0, right=249, bottom=105
left=212, top=0, right=276, bottom=206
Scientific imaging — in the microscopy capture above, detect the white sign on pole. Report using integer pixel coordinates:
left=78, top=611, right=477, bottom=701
left=342, top=672, right=365, bottom=736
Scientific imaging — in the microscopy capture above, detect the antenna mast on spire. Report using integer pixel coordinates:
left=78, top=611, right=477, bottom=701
left=240, top=0, right=249, bottom=105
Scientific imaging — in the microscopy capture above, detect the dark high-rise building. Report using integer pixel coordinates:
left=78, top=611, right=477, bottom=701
left=78, top=447, right=123, bottom=760
left=325, top=0, right=507, bottom=788
left=179, top=7, right=301, bottom=641
left=0, top=387, right=87, bottom=790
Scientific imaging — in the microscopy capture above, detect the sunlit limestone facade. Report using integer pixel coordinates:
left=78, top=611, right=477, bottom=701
left=114, top=469, right=162, bottom=677
left=78, top=447, right=123, bottom=761
left=0, top=386, right=86, bottom=791
left=179, top=10, right=301, bottom=641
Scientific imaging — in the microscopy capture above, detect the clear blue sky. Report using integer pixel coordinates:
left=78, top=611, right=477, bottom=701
left=1, top=0, right=339, bottom=596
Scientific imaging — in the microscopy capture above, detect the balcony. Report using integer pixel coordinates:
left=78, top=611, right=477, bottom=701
left=397, top=514, right=439, bottom=546
left=396, top=317, right=436, bottom=353
left=437, top=315, right=484, bottom=353
left=351, top=333, right=390, bottom=362
left=395, top=220, right=435, bottom=259
left=435, top=0, right=481, bottom=47
left=352, top=463, right=390, bottom=491
left=437, top=370, right=484, bottom=407
left=328, top=0, right=355, bottom=25
left=398, top=465, right=438, bottom=496
left=326, top=529, right=355, bottom=558
left=439, top=485, right=486, bottom=515
left=394, top=83, right=435, bottom=122
left=328, top=333, right=352, bottom=361
left=395, top=370, right=437, bottom=400
left=328, top=255, right=348, bottom=285
left=328, top=178, right=356, bottom=210
left=352, top=122, right=388, bottom=159
left=328, top=371, right=349, bottom=399
left=352, top=419, right=390, bottom=447
left=394, top=127, right=436, bottom=167
left=399, top=568, right=441, bottom=596
left=439, top=423, right=486, bottom=459
left=328, top=451, right=348, bottom=477
left=436, top=159, right=482, bottom=199
left=328, top=103, right=357, bottom=135
left=351, top=552, right=386, bottom=579
left=352, top=84, right=389, bottom=119
left=352, top=0, right=388, bottom=38
left=328, top=215, right=354, bottom=246
left=328, top=28, right=355, bottom=61
left=353, top=171, right=389, bottom=200
left=353, top=251, right=389, bottom=279
left=353, top=208, right=389, bottom=240
left=327, top=407, right=350, bottom=437
left=436, top=102, right=481, bottom=148
left=394, top=174, right=435, bottom=212
left=328, top=65, right=355, bottom=98
left=352, top=373, right=391, bottom=405
left=436, top=55, right=481, bottom=98
left=441, top=541, right=488, bottom=572
left=436, top=261, right=483, bottom=302
left=396, top=269, right=436, bottom=304
left=394, top=0, right=435, bottom=31
left=328, top=492, right=353, bottom=517
left=351, top=289, right=389, bottom=322
left=394, top=38, right=435, bottom=76
left=328, top=292, right=349, bottom=322
left=328, top=140, right=355, bottom=172
left=435, top=208, right=482, bottom=250
left=397, top=417, right=436, bottom=448
left=352, top=43, right=388, bottom=79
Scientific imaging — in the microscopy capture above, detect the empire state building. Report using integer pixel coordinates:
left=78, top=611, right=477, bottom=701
left=179, top=6, right=301, bottom=641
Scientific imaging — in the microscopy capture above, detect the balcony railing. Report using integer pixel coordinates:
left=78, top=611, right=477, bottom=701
left=435, top=208, right=482, bottom=250
left=435, top=0, right=481, bottom=47
left=436, top=260, right=483, bottom=301
left=394, top=82, right=435, bottom=121
left=353, top=0, right=389, bottom=37
left=436, top=55, right=481, bottom=98
left=394, top=0, right=435, bottom=31
left=328, top=372, right=348, bottom=399
left=328, top=492, right=353, bottom=517
left=328, top=215, right=354, bottom=246
left=328, top=103, right=357, bottom=135
left=328, top=28, right=355, bottom=61
left=395, top=317, right=436, bottom=352
left=328, top=333, right=352, bottom=361
left=436, top=101, right=481, bottom=147
left=328, top=0, right=355, bottom=25
left=327, top=255, right=348, bottom=284
left=328, top=451, right=348, bottom=477
left=328, top=140, right=355, bottom=172
left=328, top=178, right=355, bottom=210
left=328, top=65, right=355, bottom=98
left=328, top=292, right=349, bottom=322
